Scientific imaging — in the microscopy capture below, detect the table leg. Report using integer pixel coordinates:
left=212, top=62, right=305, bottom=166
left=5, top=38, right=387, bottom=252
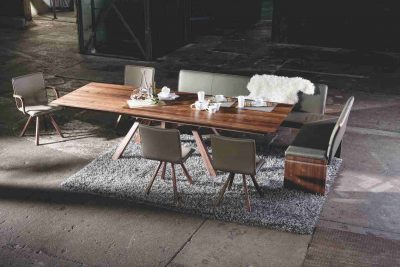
left=112, top=121, right=140, bottom=160
left=192, top=129, right=217, bottom=177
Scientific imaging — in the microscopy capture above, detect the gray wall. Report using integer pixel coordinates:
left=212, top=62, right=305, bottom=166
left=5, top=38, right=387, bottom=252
left=0, top=0, right=31, bottom=28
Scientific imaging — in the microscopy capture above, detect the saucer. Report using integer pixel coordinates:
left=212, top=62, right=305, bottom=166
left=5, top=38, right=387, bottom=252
left=158, top=93, right=180, bottom=101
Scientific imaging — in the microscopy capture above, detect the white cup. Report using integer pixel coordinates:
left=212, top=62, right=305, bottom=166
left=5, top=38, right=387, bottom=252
left=159, top=86, right=170, bottom=98
left=191, top=100, right=209, bottom=110
left=238, top=96, right=245, bottom=108
left=215, top=94, right=225, bottom=102
left=208, top=105, right=218, bottom=113
left=197, top=91, right=205, bottom=102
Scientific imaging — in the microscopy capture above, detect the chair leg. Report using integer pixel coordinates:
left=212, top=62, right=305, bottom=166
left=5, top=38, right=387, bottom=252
left=228, top=172, right=235, bottom=190
left=161, top=162, right=167, bottom=180
left=115, top=114, right=122, bottom=128
left=250, top=175, right=264, bottom=197
left=48, top=114, right=63, bottom=138
left=35, top=116, right=40, bottom=146
left=180, top=163, right=193, bottom=184
left=171, top=163, right=179, bottom=203
left=216, top=173, right=233, bottom=206
left=20, top=116, right=33, bottom=137
left=211, top=128, right=220, bottom=135
left=145, top=161, right=163, bottom=195
left=242, top=175, right=251, bottom=212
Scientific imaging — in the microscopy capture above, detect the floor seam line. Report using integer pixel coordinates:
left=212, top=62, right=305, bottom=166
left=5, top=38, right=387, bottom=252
left=2, top=243, right=87, bottom=266
left=164, top=218, right=207, bottom=267
left=318, top=218, right=400, bottom=236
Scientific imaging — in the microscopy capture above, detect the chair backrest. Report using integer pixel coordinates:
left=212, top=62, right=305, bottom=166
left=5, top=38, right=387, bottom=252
left=12, top=72, right=47, bottom=106
left=326, top=96, right=354, bottom=162
left=294, top=84, right=328, bottom=114
left=178, top=70, right=250, bottom=96
left=139, top=125, right=182, bottom=163
left=124, top=65, right=155, bottom=88
left=211, top=135, right=256, bottom=175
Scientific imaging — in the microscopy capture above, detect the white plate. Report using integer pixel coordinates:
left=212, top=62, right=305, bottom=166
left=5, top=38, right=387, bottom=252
left=127, top=99, right=155, bottom=108
left=251, top=101, right=267, bottom=107
left=158, top=93, right=180, bottom=101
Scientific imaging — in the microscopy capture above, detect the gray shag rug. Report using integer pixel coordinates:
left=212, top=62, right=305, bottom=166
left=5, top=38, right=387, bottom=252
left=61, top=134, right=341, bottom=234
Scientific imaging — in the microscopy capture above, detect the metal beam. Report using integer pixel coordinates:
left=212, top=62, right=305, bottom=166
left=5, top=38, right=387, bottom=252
left=83, top=0, right=117, bottom=53
left=110, top=2, right=147, bottom=59
left=143, top=0, right=152, bottom=60
left=83, top=0, right=147, bottom=59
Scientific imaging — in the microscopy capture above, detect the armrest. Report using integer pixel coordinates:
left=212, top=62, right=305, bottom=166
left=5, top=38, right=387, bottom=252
left=46, top=85, right=60, bottom=99
left=306, top=115, right=338, bottom=126
left=13, top=94, right=26, bottom=114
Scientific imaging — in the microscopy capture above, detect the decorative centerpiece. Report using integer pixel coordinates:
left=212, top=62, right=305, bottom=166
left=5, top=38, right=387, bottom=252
left=127, top=91, right=158, bottom=108
left=127, top=77, right=158, bottom=108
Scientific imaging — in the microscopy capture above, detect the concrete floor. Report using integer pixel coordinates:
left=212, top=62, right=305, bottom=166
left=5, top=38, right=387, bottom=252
left=0, top=15, right=400, bottom=266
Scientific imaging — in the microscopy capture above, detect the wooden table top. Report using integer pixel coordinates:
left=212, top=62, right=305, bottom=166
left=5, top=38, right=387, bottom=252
left=52, top=82, right=293, bottom=134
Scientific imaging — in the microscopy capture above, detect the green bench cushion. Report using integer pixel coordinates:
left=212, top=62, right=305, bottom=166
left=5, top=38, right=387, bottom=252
left=285, top=146, right=327, bottom=160
left=286, top=121, right=336, bottom=160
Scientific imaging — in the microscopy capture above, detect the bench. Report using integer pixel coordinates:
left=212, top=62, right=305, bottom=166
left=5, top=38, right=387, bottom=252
left=179, top=70, right=335, bottom=126
left=284, top=96, right=354, bottom=194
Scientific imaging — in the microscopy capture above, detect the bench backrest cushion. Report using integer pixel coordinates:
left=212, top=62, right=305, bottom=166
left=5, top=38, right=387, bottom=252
left=327, top=96, right=355, bottom=162
left=212, top=73, right=251, bottom=96
left=178, top=70, right=250, bottom=96
left=293, top=84, right=328, bottom=115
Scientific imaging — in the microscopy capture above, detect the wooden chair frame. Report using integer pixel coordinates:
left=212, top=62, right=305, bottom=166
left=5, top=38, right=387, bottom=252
left=216, top=172, right=264, bottom=212
left=145, top=161, right=193, bottom=203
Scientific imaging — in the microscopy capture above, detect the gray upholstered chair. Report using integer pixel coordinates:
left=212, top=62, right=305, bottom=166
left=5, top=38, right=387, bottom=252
left=282, top=84, right=337, bottom=128
left=125, top=65, right=155, bottom=88
left=284, top=96, right=355, bottom=194
left=139, top=125, right=194, bottom=202
left=12, top=72, right=63, bottom=146
left=115, top=65, right=155, bottom=127
left=211, top=135, right=265, bottom=212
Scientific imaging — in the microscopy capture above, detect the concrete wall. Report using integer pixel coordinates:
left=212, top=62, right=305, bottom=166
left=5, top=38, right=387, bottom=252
left=0, top=0, right=31, bottom=28
left=272, top=0, right=400, bottom=52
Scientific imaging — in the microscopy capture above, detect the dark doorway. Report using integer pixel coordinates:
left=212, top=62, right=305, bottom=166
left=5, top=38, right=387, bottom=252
left=31, top=0, right=76, bottom=22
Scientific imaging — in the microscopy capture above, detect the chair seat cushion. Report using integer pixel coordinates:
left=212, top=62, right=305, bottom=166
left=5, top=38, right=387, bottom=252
left=181, top=146, right=194, bottom=162
left=20, top=105, right=62, bottom=116
left=292, top=121, right=335, bottom=150
left=286, top=121, right=336, bottom=160
left=285, top=146, right=327, bottom=160
left=282, top=112, right=338, bottom=128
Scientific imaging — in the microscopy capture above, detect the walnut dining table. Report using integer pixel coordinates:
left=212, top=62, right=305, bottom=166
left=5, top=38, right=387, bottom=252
left=52, top=82, right=293, bottom=176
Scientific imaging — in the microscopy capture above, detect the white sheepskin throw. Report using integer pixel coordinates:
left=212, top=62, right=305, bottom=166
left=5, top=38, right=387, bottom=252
left=247, top=74, right=315, bottom=104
